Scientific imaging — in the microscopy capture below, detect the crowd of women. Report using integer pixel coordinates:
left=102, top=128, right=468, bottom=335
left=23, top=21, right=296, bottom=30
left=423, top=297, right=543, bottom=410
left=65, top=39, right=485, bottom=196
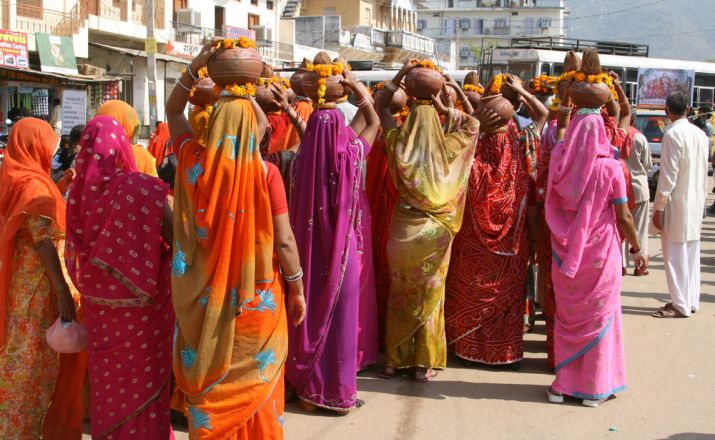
left=0, top=40, right=648, bottom=439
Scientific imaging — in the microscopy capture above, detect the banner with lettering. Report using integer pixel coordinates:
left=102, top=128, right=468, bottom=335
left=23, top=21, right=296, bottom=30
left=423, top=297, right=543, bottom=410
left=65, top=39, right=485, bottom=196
left=0, top=30, right=29, bottom=68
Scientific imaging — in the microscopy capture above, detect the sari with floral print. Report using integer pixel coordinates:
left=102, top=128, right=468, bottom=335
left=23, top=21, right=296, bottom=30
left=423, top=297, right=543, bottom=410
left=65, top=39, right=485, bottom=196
left=172, top=98, right=287, bottom=439
left=384, top=105, right=478, bottom=370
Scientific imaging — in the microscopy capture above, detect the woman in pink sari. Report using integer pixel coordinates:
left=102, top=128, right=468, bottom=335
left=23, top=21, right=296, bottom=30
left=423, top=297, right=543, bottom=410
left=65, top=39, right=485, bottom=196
left=545, top=89, right=646, bottom=407
left=65, top=116, right=175, bottom=438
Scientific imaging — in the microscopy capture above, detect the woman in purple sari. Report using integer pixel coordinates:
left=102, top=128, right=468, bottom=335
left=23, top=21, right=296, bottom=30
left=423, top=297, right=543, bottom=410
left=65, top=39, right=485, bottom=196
left=287, top=74, right=379, bottom=413
left=545, top=85, right=647, bottom=407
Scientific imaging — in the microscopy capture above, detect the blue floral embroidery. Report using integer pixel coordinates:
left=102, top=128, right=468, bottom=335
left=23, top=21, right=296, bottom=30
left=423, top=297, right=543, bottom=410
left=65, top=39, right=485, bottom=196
left=181, top=345, right=197, bottom=368
left=186, top=162, right=203, bottom=185
left=217, top=134, right=239, bottom=159
left=255, top=349, right=277, bottom=382
left=273, top=400, right=286, bottom=428
left=198, top=296, right=209, bottom=307
left=230, top=287, right=238, bottom=309
left=243, top=289, right=276, bottom=313
left=196, top=226, right=208, bottom=241
left=172, top=242, right=187, bottom=276
left=188, top=406, right=212, bottom=432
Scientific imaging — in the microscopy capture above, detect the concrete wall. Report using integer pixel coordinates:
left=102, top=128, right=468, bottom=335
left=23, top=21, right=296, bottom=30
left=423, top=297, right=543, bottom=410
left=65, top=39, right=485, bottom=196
left=185, top=0, right=282, bottom=42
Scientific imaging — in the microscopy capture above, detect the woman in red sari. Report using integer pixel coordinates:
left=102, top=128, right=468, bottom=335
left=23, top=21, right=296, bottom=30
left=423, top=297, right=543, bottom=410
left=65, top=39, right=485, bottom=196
left=445, top=112, right=537, bottom=366
left=65, top=115, right=175, bottom=439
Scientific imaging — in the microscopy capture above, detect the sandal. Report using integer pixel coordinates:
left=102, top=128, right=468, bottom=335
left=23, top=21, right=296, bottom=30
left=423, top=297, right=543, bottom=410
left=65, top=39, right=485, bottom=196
left=633, top=267, right=649, bottom=276
left=378, top=367, right=395, bottom=379
left=546, top=386, right=564, bottom=404
left=652, top=307, right=687, bottom=318
left=414, top=368, right=438, bottom=383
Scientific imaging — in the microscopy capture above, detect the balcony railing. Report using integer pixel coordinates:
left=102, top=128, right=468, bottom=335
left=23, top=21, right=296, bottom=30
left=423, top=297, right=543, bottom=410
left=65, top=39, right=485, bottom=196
left=258, top=40, right=293, bottom=63
left=387, top=30, right=435, bottom=55
left=171, top=22, right=221, bottom=46
left=353, top=26, right=387, bottom=48
left=450, top=0, right=563, bottom=7
left=2, top=1, right=81, bottom=37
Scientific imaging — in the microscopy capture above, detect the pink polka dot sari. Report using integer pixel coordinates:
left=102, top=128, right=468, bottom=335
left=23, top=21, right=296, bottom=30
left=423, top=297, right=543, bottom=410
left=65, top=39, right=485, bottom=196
left=65, top=116, right=175, bottom=439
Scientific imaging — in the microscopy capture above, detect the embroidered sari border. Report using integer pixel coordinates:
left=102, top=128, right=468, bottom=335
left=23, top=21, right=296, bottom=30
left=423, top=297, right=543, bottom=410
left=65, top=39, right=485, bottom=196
left=555, top=312, right=614, bottom=373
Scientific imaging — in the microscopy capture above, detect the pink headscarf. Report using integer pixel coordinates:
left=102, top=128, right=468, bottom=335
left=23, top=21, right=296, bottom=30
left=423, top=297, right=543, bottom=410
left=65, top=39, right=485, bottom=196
left=545, top=113, right=613, bottom=278
left=65, top=115, right=168, bottom=304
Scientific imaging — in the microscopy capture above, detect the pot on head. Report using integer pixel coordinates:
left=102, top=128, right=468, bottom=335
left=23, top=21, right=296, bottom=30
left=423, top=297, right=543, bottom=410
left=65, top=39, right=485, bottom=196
left=404, top=67, right=444, bottom=100
left=207, top=45, right=263, bottom=87
left=464, top=90, right=482, bottom=111
left=255, top=80, right=280, bottom=113
left=188, top=77, right=219, bottom=107
left=464, top=71, right=480, bottom=86
left=290, top=70, right=307, bottom=97
left=569, top=81, right=612, bottom=109
left=302, top=73, right=346, bottom=104
left=478, top=94, right=514, bottom=127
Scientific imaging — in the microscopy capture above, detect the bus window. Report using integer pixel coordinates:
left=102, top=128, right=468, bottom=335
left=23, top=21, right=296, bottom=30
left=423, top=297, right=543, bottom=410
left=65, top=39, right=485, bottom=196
left=509, top=62, right=537, bottom=80
left=626, top=68, right=638, bottom=83
left=553, top=64, right=564, bottom=76
left=540, top=63, right=552, bottom=76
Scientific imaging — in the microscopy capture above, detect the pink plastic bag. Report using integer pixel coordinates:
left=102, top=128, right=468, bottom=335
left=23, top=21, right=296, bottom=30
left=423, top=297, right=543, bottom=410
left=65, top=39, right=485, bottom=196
left=45, top=318, right=87, bottom=353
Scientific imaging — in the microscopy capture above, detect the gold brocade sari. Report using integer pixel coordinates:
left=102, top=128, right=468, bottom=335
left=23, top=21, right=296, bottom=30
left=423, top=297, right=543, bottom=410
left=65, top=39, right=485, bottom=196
left=384, top=105, right=479, bottom=370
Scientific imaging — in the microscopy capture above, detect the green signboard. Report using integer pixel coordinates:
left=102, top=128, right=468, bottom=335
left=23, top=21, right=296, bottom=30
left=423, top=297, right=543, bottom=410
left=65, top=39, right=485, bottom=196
left=35, top=32, right=78, bottom=75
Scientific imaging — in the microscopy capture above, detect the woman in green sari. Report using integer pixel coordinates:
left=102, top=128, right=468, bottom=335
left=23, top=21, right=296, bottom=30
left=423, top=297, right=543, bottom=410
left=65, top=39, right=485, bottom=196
left=375, top=61, right=480, bottom=381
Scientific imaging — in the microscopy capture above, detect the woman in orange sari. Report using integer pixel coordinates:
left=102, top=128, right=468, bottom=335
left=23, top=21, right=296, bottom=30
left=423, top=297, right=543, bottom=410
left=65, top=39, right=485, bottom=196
left=166, top=42, right=306, bottom=439
left=0, top=118, right=77, bottom=437
left=96, top=100, right=158, bottom=176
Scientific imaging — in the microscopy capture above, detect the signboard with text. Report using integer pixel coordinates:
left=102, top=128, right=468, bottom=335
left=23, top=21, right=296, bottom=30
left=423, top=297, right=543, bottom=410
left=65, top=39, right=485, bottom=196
left=36, top=33, right=78, bottom=75
left=165, top=41, right=201, bottom=59
left=636, top=68, right=695, bottom=110
left=62, top=89, right=87, bottom=135
left=222, top=25, right=256, bottom=40
left=0, top=29, right=29, bottom=68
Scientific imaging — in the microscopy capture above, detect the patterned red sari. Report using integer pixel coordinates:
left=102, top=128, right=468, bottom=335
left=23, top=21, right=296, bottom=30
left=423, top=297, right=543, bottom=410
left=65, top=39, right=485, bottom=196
left=445, top=120, right=531, bottom=364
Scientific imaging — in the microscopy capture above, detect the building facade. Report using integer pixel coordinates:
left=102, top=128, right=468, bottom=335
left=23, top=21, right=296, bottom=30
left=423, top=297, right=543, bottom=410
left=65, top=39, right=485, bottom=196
left=416, top=0, right=565, bottom=70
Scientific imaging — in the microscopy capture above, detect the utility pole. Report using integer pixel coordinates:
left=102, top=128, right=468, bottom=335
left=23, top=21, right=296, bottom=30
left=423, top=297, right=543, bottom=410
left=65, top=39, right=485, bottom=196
left=146, top=0, right=158, bottom=130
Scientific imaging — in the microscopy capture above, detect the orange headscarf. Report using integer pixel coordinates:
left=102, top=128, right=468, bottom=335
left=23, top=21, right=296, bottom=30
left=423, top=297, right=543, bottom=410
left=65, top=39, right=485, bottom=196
left=148, top=121, right=172, bottom=160
left=96, top=100, right=158, bottom=176
left=0, top=118, right=64, bottom=350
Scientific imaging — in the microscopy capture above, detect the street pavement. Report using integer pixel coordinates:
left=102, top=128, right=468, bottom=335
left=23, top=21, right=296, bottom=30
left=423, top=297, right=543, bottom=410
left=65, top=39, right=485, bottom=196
left=84, top=210, right=715, bottom=440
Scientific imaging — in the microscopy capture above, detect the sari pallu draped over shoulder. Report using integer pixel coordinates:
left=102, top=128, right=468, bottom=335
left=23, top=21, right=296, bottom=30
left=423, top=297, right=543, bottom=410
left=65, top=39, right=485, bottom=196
left=384, top=106, right=478, bottom=370
left=546, top=111, right=627, bottom=400
left=445, top=120, right=530, bottom=365
left=0, top=118, right=63, bottom=351
left=172, top=97, right=287, bottom=439
left=287, top=107, right=369, bottom=411
left=64, top=115, right=174, bottom=439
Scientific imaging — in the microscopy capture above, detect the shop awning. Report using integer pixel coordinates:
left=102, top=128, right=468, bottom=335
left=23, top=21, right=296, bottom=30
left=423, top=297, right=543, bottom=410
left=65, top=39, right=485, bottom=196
left=89, top=42, right=190, bottom=65
left=0, top=65, right=120, bottom=85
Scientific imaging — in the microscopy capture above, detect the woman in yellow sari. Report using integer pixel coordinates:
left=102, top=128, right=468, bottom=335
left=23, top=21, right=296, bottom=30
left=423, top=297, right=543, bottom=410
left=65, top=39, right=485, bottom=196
left=375, top=61, right=479, bottom=381
left=166, top=42, right=306, bottom=439
left=96, top=100, right=158, bottom=176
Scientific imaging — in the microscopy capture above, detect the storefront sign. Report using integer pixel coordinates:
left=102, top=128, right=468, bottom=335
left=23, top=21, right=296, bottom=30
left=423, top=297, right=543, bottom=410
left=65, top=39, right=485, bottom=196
left=0, top=30, right=29, bottom=68
left=62, top=89, right=87, bottom=135
left=36, top=33, right=78, bottom=75
left=145, top=37, right=157, bottom=54
left=636, top=68, right=695, bottom=110
left=165, top=41, right=201, bottom=59
left=222, top=25, right=256, bottom=41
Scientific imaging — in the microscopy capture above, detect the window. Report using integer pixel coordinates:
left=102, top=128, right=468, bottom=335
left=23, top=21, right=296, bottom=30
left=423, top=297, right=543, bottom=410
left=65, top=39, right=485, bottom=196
left=443, top=18, right=456, bottom=36
left=447, top=0, right=454, bottom=7
left=267, top=1, right=274, bottom=9
left=251, top=0, right=258, bottom=5
left=472, top=19, right=484, bottom=35
left=323, top=7, right=337, bottom=16
left=495, top=18, right=508, bottom=28
left=524, top=17, right=534, bottom=34
left=364, top=7, right=371, bottom=24
left=248, top=13, right=260, bottom=29
left=17, top=0, right=42, bottom=18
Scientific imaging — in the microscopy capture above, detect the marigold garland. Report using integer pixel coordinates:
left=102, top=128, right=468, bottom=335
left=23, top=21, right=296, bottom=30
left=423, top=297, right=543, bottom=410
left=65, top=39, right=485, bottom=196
left=411, top=59, right=441, bottom=72
left=490, top=74, right=506, bottom=94
left=257, top=77, right=281, bottom=88
left=214, top=36, right=257, bottom=49
left=225, top=82, right=257, bottom=97
left=317, top=78, right=328, bottom=105
left=305, top=63, right=344, bottom=77
left=550, top=97, right=561, bottom=111
left=532, top=75, right=556, bottom=95
left=463, top=84, right=484, bottom=94
left=554, top=70, right=618, bottom=102
left=281, top=78, right=291, bottom=89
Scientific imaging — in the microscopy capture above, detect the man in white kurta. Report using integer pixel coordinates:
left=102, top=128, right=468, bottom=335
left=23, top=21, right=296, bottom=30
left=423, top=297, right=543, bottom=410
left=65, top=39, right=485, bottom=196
left=652, top=92, right=709, bottom=318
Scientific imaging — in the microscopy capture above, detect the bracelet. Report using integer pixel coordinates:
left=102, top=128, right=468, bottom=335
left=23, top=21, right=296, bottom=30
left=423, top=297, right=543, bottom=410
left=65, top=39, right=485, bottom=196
left=357, top=97, right=370, bottom=108
left=186, top=65, right=199, bottom=81
left=177, top=79, right=192, bottom=93
left=283, top=269, right=303, bottom=282
left=629, top=246, right=645, bottom=258
left=385, top=81, right=399, bottom=93
left=558, top=104, right=573, bottom=115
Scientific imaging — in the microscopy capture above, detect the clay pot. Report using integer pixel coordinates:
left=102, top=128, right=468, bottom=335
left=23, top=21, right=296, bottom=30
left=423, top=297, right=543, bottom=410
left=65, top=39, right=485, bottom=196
left=500, top=75, right=521, bottom=106
left=404, top=67, right=444, bottom=100
left=302, top=72, right=346, bottom=104
left=446, top=86, right=458, bottom=106
left=207, top=47, right=263, bottom=87
left=464, top=71, right=480, bottom=86
left=464, top=90, right=482, bottom=111
left=479, top=94, right=514, bottom=126
left=313, top=51, right=333, bottom=65
left=290, top=70, right=306, bottom=97
left=189, top=77, right=219, bottom=107
left=563, top=50, right=582, bottom=72
left=255, top=80, right=280, bottom=113
left=581, top=49, right=601, bottom=75
left=378, top=87, right=407, bottom=114
left=569, top=81, right=612, bottom=109
left=286, top=88, right=296, bottom=103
